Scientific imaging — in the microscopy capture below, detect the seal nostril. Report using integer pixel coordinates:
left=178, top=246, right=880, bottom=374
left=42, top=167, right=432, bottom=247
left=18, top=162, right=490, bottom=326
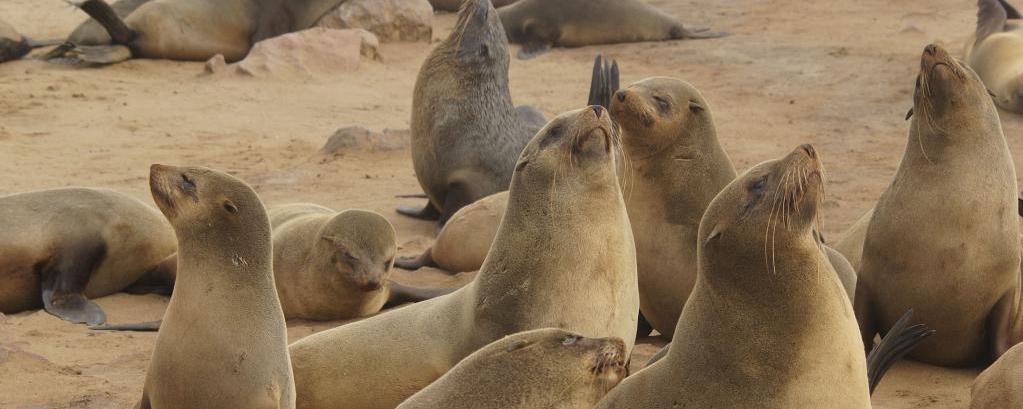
left=924, top=44, right=936, bottom=56
left=592, top=105, right=604, bottom=118
left=801, top=144, right=816, bottom=158
left=616, top=91, right=626, bottom=102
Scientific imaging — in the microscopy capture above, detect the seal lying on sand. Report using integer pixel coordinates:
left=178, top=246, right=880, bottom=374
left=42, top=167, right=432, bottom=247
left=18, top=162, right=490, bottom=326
left=400, top=0, right=546, bottom=226
left=51, top=0, right=346, bottom=64
left=499, top=0, right=726, bottom=59
left=966, top=0, right=1023, bottom=113
left=852, top=45, right=1023, bottom=366
left=290, top=106, right=638, bottom=409
left=397, top=328, right=627, bottom=409
left=595, top=145, right=932, bottom=408
left=138, top=165, right=294, bottom=409
left=0, top=188, right=176, bottom=326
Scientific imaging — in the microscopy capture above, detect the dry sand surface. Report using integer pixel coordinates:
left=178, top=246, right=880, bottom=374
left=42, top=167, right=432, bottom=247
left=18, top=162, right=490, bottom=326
left=0, top=0, right=1011, bottom=407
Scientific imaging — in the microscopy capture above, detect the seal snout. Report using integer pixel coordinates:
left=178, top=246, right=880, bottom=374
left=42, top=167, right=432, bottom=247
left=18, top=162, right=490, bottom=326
left=591, top=337, right=627, bottom=376
left=149, top=164, right=177, bottom=215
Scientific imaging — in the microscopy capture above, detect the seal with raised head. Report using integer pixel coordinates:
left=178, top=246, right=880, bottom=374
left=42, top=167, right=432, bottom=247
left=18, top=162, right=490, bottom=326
left=138, top=164, right=294, bottom=409
left=290, top=106, right=638, bottom=409
left=971, top=342, right=1023, bottom=408
left=270, top=203, right=451, bottom=320
left=966, top=0, right=1023, bottom=113
left=595, top=145, right=928, bottom=408
left=429, top=0, right=517, bottom=12
left=397, top=328, right=627, bottom=409
left=853, top=44, right=1023, bottom=366
left=51, top=0, right=347, bottom=64
left=499, top=0, right=726, bottom=59
left=0, top=188, right=176, bottom=326
left=399, top=0, right=546, bottom=226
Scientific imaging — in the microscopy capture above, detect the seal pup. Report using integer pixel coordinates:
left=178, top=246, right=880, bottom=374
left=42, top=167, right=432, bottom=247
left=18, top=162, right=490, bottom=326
left=395, top=191, right=508, bottom=272
left=138, top=164, right=294, bottom=409
left=971, top=342, right=1023, bottom=408
left=53, top=0, right=347, bottom=64
left=854, top=44, right=1023, bottom=366
left=290, top=106, right=638, bottom=409
left=595, top=145, right=928, bottom=408
left=499, top=0, right=726, bottom=59
left=429, top=0, right=517, bottom=12
left=397, top=328, right=626, bottom=409
left=270, top=203, right=451, bottom=320
left=0, top=188, right=176, bottom=326
left=966, top=0, right=1023, bottom=113
left=400, top=0, right=546, bottom=226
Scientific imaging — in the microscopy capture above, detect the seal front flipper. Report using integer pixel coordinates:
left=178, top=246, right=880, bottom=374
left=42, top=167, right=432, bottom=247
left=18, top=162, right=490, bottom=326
left=978, top=0, right=1011, bottom=44
left=70, top=0, right=136, bottom=45
left=866, top=309, right=935, bottom=394
left=1001, top=0, right=1022, bottom=19
left=66, top=44, right=132, bottom=64
left=588, top=55, right=620, bottom=109
left=40, top=237, right=109, bottom=326
left=397, top=201, right=441, bottom=220
left=91, top=320, right=162, bottom=331
left=671, top=25, right=728, bottom=40
left=517, top=42, right=551, bottom=60
left=394, top=248, right=438, bottom=271
left=384, top=280, right=457, bottom=307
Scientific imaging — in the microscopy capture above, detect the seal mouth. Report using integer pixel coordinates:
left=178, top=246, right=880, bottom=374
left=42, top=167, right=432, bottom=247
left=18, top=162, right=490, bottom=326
left=919, top=44, right=964, bottom=85
left=590, top=338, right=627, bottom=378
left=149, top=164, right=176, bottom=217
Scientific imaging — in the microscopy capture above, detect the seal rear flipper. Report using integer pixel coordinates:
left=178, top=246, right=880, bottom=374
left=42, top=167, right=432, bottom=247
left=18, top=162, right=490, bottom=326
left=866, top=309, right=935, bottom=394
left=69, top=44, right=132, bottom=64
left=40, top=237, right=109, bottom=326
left=396, top=201, right=441, bottom=220
left=517, top=42, right=551, bottom=60
left=978, top=0, right=1011, bottom=44
left=671, top=25, right=728, bottom=40
left=588, top=54, right=620, bottom=109
left=384, top=280, right=458, bottom=307
left=394, top=248, right=438, bottom=271
left=90, top=320, right=162, bottom=331
left=71, top=0, right=135, bottom=45
left=1001, top=0, right=1023, bottom=19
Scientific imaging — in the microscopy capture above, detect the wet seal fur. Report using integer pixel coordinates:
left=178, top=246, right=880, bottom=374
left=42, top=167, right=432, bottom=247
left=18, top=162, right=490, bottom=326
left=138, top=165, right=294, bottom=409
left=966, top=0, right=1023, bottom=113
left=51, top=0, right=347, bottom=64
left=397, top=328, right=627, bottom=409
left=848, top=45, right=1023, bottom=366
left=400, top=0, right=546, bottom=226
left=289, top=106, right=639, bottom=409
left=0, top=188, right=176, bottom=326
left=499, top=0, right=726, bottom=59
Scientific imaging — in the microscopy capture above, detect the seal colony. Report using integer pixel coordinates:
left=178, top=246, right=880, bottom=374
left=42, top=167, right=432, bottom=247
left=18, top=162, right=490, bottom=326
left=289, top=106, right=638, bottom=409
left=51, top=0, right=347, bottom=64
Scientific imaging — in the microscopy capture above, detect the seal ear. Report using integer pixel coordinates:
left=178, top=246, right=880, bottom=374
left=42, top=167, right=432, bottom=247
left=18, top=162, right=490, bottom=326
left=704, top=222, right=725, bottom=244
left=977, top=0, right=1010, bottom=44
left=505, top=339, right=530, bottom=352
left=905, top=107, right=914, bottom=120
left=689, top=101, right=705, bottom=113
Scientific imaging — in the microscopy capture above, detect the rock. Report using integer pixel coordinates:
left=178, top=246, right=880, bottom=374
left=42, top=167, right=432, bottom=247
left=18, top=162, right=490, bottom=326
left=321, top=126, right=410, bottom=154
left=229, top=28, right=379, bottom=78
left=203, top=54, right=227, bottom=74
left=317, top=0, right=432, bottom=43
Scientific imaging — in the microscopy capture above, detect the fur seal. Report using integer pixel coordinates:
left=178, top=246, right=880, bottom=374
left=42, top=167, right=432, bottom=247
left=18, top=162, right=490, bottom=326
left=52, top=0, right=347, bottom=64
left=395, top=191, right=508, bottom=272
left=971, top=342, right=1023, bottom=408
left=400, top=0, right=546, bottom=226
left=595, top=145, right=930, bottom=408
left=270, top=203, right=451, bottom=320
left=138, top=164, right=294, bottom=409
left=853, top=44, right=1023, bottom=366
left=0, top=188, right=176, bottom=326
left=397, top=328, right=626, bottom=409
left=966, top=0, right=1023, bottom=113
left=290, top=106, right=638, bottom=409
left=499, top=0, right=726, bottom=59
left=429, top=0, right=517, bottom=12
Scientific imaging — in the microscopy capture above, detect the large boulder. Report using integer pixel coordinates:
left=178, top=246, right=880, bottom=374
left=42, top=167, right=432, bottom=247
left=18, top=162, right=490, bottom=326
left=317, top=0, right=433, bottom=43
left=206, top=28, right=379, bottom=78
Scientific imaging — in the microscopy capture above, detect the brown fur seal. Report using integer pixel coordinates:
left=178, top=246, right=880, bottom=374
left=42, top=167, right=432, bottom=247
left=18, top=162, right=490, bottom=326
left=0, top=188, right=176, bottom=326
left=971, top=342, right=1023, bottom=408
left=499, top=0, right=726, bottom=59
left=270, top=203, right=450, bottom=320
left=397, top=328, right=626, bottom=409
left=289, top=106, right=638, bottom=409
left=395, top=191, right=508, bottom=272
left=429, top=0, right=517, bottom=12
left=51, top=0, right=347, bottom=64
left=595, top=145, right=929, bottom=408
left=853, top=44, right=1023, bottom=366
left=400, top=0, right=546, bottom=226
left=138, top=164, right=294, bottom=409
left=966, top=0, right=1023, bottom=113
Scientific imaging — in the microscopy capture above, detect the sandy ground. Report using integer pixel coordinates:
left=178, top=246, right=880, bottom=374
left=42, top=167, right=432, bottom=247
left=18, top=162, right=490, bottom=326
left=0, top=0, right=1012, bottom=407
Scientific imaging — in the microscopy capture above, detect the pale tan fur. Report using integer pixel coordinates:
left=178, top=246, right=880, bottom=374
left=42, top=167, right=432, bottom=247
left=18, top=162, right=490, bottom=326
left=834, top=208, right=873, bottom=271
left=971, top=342, right=1023, bottom=408
left=414, top=191, right=508, bottom=273
left=289, top=107, right=639, bottom=409
left=0, top=188, right=175, bottom=313
left=967, top=20, right=1023, bottom=113
left=853, top=45, right=1023, bottom=366
left=597, top=146, right=871, bottom=409
left=269, top=203, right=396, bottom=320
left=825, top=245, right=857, bottom=302
left=140, top=165, right=294, bottom=409
left=397, top=328, right=626, bottom=409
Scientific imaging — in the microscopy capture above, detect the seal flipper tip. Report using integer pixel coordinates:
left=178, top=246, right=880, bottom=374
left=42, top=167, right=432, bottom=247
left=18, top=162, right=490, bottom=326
left=396, top=202, right=441, bottom=220
left=587, top=54, right=620, bottom=109
left=42, top=289, right=107, bottom=326
left=865, top=309, right=935, bottom=394
left=70, top=0, right=136, bottom=46
left=394, top=249, right=438, bottom=271
left=90, top=320, right=162, bottom=331
left=517, top=42, right=551, bottom=60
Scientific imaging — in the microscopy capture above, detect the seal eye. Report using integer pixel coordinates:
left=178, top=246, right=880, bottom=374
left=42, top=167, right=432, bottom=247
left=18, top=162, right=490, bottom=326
left=748, top=176, right=768, bottom=194
left=562, top=335, right=581, bottom=346
left=548, top=124, right=563, bottom=137
left=223, top=201, right=238, bottom=213
left=653, top=96, right=671, bottom=112
left=181, top=174, right=196, bottom=192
